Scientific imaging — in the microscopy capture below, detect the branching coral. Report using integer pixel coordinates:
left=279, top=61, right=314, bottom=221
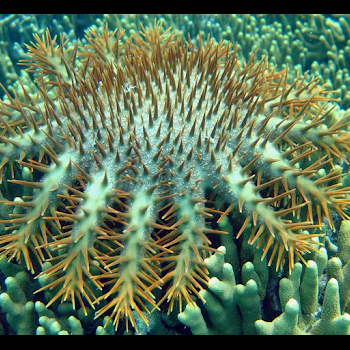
left=0, top=22, right=350, bottom=332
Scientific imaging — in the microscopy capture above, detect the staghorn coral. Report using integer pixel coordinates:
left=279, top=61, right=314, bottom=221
left=0, top=22, right=350, bottom=333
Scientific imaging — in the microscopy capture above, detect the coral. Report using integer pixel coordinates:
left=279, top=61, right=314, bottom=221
left=179, top=241, right=350, bottom=335
left=0, top=259, right=113, bottom=334
left=178, top=246, right=248, bottom=335
left=3, top=14, right=350, bottom=110
left=0, top=271, right=36, bottom=334
left=256, top=278, right=350, bottom=335
left=178, top=247, right=264, bottom=335
left=336, top=220, right=350, bottom=264
left=35, top=301, right=85, bottom=335
left=0, top=21, right=350, bottom=334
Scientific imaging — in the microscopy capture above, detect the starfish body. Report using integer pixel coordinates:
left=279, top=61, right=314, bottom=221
left=0, top=24, right=349, bottom=330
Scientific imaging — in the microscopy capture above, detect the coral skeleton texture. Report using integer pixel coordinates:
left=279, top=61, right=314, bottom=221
left=0, top=23, right=349, bottom=331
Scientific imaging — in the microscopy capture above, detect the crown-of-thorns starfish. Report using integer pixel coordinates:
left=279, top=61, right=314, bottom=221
left=0, top=22, right=349, bottom=331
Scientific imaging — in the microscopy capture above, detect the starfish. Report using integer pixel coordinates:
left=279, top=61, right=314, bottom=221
left=0, top=23, right=349, bottom=330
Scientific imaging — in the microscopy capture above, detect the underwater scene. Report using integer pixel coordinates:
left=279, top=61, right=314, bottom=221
left=1, top=13, right=350, bottom=335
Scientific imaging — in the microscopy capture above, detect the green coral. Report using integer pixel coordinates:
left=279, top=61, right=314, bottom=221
left=0, top=273, right=36, bottom=335
left=178, top=236, right=350, bottom=335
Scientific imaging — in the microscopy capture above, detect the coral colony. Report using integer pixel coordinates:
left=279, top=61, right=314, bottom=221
left=1, top=20, right=350, bottom=335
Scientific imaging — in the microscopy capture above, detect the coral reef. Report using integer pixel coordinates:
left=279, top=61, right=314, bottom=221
left=0, top=16, right=350, bottom=335
left=2, top=14, right=350, bottom=108
left=179, top=239, right=350, bottom=335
